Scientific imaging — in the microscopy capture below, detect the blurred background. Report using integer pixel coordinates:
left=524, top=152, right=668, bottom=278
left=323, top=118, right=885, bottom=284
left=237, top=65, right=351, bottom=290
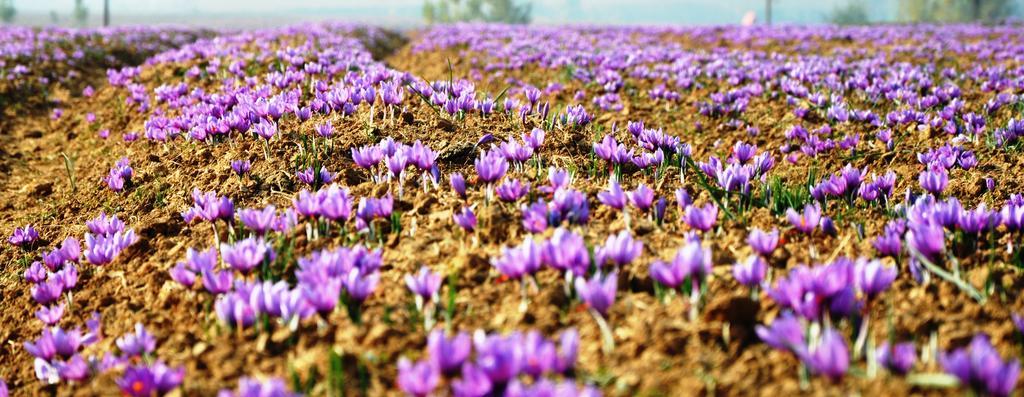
left=0, top=0, right=1020, bottom=28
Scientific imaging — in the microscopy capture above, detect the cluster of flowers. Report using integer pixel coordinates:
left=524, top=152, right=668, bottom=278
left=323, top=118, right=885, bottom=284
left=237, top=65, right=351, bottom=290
left=695, top=141, right=775, bottom=195
left=9, top=224, right=40, bottom=247
left=104, top=157, right=135, bottom=192
left=351, top=138, right=441, bottom=188
left=939, top=335, right=1019, bottom=397
left=25, top=237, right=80, bottom=320
left=397, top=328, right=597, bottom=397
left=809, top=165, right=896, bottom=205
left=1, top=26, right=200, bottom=93
left=106, top=24, right=411, bottom=146
left=170, top=241, right=381, bottom=329
left=83, top=212, right=139, bottom=265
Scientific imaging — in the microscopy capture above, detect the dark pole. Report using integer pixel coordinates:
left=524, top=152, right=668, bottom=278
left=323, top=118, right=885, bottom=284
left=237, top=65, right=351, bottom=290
left=103, top=0, right=109, bottom=26
left=765, top=0, right=772, bottom=25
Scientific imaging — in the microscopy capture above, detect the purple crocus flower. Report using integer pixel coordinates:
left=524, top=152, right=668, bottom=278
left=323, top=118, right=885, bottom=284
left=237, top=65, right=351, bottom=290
left=428, top=329, right=471, bottom=375
left=675, top=188, right=692, bottom=209
left=651, top=239, right=711, bottom=289
left=220, top=377, right=296, bottom=397
left=786, top=203, right=821, bottom=234
left=747, top=228, right=779, bottom=256
left=316, top=120, right=334, bottom=138
left=876, top=341, right=916, bottom=375
left=733, top=255, right=767, bottom=288
left=684, top=203, right=718, bottom=232
left=491, top=237, right=542, bottom=279
left=496, top=179, right=530, bottom=202
left=25, top=328, right=58, bottom=361
left=452, top=363, right=492, bottom=397
left=450, top=173, right=468, bottom=198
left=453, top=206, right=477, bottom=232
left=940, top=334, right=1020, bottom=397
left=202, top=269, right=233, bottom=295
left=521, top=330, right=556, bottom=377
left=220, top=237, right=273, bottom=274
left=627, top=184, right=655, bottom=212
left=231, top=160, right=251, bottom=177
left=919, top=166, right=949, bottom=195
left=524, top=128, right=545, bottom=150
left=405, top=266, right=442, bottom=300
left=473, top=331, right=523, bottom=383
left=56, top=354, right=89, bottom=381
left=575, top=271, right=618, bottom=316
left=541, top=228, right=589, bottom=276
left=595, top=230, right=643, bottom=267
left=344, top=268, right=379, bottom=301
left=238, top=206, right=277, bottom=235
left=319, top=185, right=353, bottom=222
left=907, top=220, right=945, bottom=261
left=116, top=323, right=156, bottom=358
left=87, top=212, right=125, bottom=235
left=36, top=304, right=65, bottom=325
left=169, top=262, right=196, bottom=288
left=397, top=358, right=440, bottom=397
left=475, top=149, right=509, bottom=184
left=756, top=313, right=805, bottom=352
left=654, top=197, right=668, bottom=223
left=554, top=328, right=579, bottom=373
left=593, top=134, right=619, bottom=162
left=9, top=225, right=39, bottom=247
left=352, top=145, right=384, bottom=169
left=214, top=292, right=255, bottom=328
left=1014, top=314, right=1024, bottom=335
left=804, top=328, right=849, bottom=382
left=597, top=182, right=627, bottom=210
left=24, top=261, right=47, bottom=283
left=854, top=258, right=896, bottom=299
left=117, top=361, right=184, bottom=397
left=31, top=279, right=63, bottom=305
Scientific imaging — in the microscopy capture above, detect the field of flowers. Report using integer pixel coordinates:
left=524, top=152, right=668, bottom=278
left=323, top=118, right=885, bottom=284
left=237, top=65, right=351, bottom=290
left=1, top=22, right=1024, bottom=396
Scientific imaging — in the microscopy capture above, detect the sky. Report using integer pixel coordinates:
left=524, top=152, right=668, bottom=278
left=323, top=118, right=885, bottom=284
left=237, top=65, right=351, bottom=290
left=3, top=0, right=1017, bottom=27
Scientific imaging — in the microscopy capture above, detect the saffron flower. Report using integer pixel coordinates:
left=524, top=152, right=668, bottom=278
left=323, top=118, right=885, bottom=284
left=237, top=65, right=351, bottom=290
left=919, top=166, right=949, bottom=195
left=220, top=237, right=274, bottom=274
left=116, top=361, right=184, bottom=397
left=804, top=328, right=849, bottom=382
left=231, top=160, right=251, bottom=177
left=746, top=228, right=779, bottom=256
left=733, top=255, right=767, bottom=288
left=475, top=149, right=508, bottom=184
left=453, top=206, right=477, bottom=232
left=940, top=334, right=1019, bottom=397
left=627, top=184, right=655, bottom=212
left=597, top=181, right=627, bottom=210
left=397, top=358, right=440, bottom=397
left=9, top=225, right=39, bottom=247
left=684, top=203, right=718, bottom=232
left=450, top=173, right=468, bottom=198
left=786, top=203, right=821, bottom=234
left=427, top=329, right=471, bottom=375
left=876, top=341, right=916, bottom=374
left=405, top=266, right=442, bottom=300
left=574, top=271, right=618, bottom=316
left=595, top=230, right=643, bottom=267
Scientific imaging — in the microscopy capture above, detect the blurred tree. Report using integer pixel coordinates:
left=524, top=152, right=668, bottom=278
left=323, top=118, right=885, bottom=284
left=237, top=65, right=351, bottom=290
left=73, top=0, right=88, bottom=26
left=829, top=0, right=870, bottom=25
left=423, top=0, right=531, bottom=24
left=899, top=0, right=1015, bottom=22
left=0, top=0, right=14, bottom=23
